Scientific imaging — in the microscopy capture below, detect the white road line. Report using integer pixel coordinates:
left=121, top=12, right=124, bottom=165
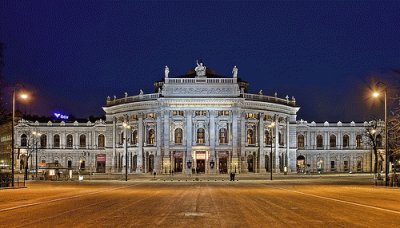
left=276, top=187, right=400, bottom=215
left=0, top=183, right=141, bottom=213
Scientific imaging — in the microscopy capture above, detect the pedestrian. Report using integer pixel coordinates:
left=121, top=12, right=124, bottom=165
left=153, top=171, right=156, bottom=179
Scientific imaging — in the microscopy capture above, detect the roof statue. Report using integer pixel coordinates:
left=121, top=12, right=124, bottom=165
left=165, top=65, right=169, bottom=78
left=195, top=60, right=206, bottom=77
left=232, top=66, right=238, bottom=78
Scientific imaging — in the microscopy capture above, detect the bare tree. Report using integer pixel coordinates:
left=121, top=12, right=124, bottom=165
left=364, top=119, right=385, bottom=174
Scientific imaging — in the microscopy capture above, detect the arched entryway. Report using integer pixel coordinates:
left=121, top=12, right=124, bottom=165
left=148, top=154, right=154, bottom=173
left=247, top=155, right=254, bottom=172
left=131, top=155, right=137, bottom=172
left=296, top=155, right=305, bottom=173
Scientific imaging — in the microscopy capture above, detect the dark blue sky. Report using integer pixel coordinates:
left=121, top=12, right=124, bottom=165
left=1, top=1, right=399, bottom=122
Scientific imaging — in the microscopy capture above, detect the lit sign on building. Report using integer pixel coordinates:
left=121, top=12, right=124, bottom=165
left=53, top=113, right=69, bottom=120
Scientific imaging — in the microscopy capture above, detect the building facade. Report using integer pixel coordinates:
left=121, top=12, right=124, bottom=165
left=13, top=63, right=378, bottom=175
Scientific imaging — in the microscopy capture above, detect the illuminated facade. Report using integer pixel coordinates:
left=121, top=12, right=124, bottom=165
left=14, top=62, right=375, bottom=174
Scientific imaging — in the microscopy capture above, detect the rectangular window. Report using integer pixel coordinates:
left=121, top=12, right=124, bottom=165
left=172, top=111, right=184, bottom=116
left=218, top=111, right=229, bottom=116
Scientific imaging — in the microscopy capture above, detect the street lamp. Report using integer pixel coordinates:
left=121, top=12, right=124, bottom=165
left=32, top=131, right=41, bottom=179
left=122, top=122, right=130, bottom=181
left=372, top=83, right=389, bottom=186
left=268, top=122, right=275, bottom=181
left=11, top=87, right=29, bottom=187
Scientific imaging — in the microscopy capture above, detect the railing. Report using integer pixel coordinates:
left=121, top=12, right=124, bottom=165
left=165, top=78, right=235, bottom=84
left=107, top=93, right=160, bottom=106
left=242, top=93, right=297, bottom=107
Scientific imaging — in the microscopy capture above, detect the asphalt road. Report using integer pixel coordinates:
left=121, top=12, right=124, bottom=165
left=1, top=177, right=399, bottom=227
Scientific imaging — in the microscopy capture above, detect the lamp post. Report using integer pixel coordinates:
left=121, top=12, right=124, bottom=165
left=11, top=86, right=29, bottom=187
left=268, top=122, right=275, bottom=181
left=122, top=122, right=130, bottom=181
left=372, top=83, right=389, bottom=186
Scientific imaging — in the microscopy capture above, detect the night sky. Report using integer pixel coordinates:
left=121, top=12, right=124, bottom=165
left=1, top=1, right=399, bottom=122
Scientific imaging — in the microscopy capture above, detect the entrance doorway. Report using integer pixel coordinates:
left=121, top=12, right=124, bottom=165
left=196, top=160, right=205, bottom=173
left=247, top=155, right=254, bottom=172
left=148, top=154, right=154, bottom=173
left=96, top=154, right=106, bottom=173
left=175, top=158, right=183, bottom=172
left=219, top=158, right=228, bottom=174
left=296, top=155, right=305, bottom=173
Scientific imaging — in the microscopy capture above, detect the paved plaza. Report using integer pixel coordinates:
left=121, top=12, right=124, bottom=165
left=1, top=175, right=399, bottom=227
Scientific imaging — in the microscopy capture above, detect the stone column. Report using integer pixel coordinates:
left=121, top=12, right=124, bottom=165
left=137, top=113, right=144, bottom=173
left=112, top=117, right=116, bottom=172
left=231, top=109, right=239, bottom=174
left=209, top=111, right=216, bottom=174
left=240, top=111, right=246, bottom=173
left=259, top=113, right=266, bottom=173
left=163, top=110, right=170, bottom=174
left=156, top=111, right=162, bottom=173
left=286, top=117, right=290, bottom=170
left=185, top=110, right=192, bottom=174
left=274, top=116, right=279, bottom=173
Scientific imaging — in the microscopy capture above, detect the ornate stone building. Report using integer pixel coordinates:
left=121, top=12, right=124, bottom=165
left=14, top=62, right=376, bottom=174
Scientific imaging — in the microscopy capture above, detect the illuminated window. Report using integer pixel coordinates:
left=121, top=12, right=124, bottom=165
left=40, top=134, right=47, bottom=148
left=316, top=135, right=323, bottom=148
left=247, top=129, right=255, bottom=145
left=175, top=128, right=183, bottom=144
left=246, top=113, right=257, bottom=119
left=265, top=130, right=271, bottom=145
left=297, top=135, right=304, bottom=148
left=148, top=129, right=155, bottom=145
left=98, top=134, right=105, bottom=148
left=80, top=135, right=86, bottom=148
left=131, top=131, right=138, bottom=145
left=66, top=134, right=73, bottom=148
left=219, top=128, right=228, bottom=144
left=218, top=111, right=229, bottom=116
left=172, top=111, right=184, bottom=116
left=330, top=135, right=336, bottom=148
left=53, top=135, right=60, bottom=148
left=195, top=111, right=207, bottom=116
left=197, top=128, right=205, bottom=144
left=147, top=113, right=156, bottom=119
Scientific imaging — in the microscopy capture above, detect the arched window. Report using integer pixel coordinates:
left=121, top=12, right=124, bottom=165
left=247, top=129, right=255, bottom=145
left=131, top=131, right=138, bottom=145
left=356, top=135, right=362, bottom=148
left=316, top=135, right=323, bottom=148
left=265, top=130, right=271, bottom=145
left=66, top=134, right=73, bottom=148
left=175, top=128, right=183, bottom=144
left=53, top=134, right=60, bottom=148
left=79, top=134, right=86, bottom=148
left=330, top=135, right=336, bottom=148
left=219, top=128, right=228, bottom=144
left=376, top=134, right=383, bottom=148
left=40, top=134, right=47, bottom=148
left=21, top=134, right=27, bottom=147
left=343, top=135, right=349, bottom=148
left=297, top=135, right=304, bottom=148
left=98, top=134, right=105, bottom=148
left=197, top=128, right=205, bottom=144
left=148, top=129, right=155, bottom=145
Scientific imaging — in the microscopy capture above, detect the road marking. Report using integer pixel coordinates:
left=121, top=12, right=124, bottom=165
left=276, top=187, right=400, bottom=215
left=0, top=183, right=142, bottom=213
